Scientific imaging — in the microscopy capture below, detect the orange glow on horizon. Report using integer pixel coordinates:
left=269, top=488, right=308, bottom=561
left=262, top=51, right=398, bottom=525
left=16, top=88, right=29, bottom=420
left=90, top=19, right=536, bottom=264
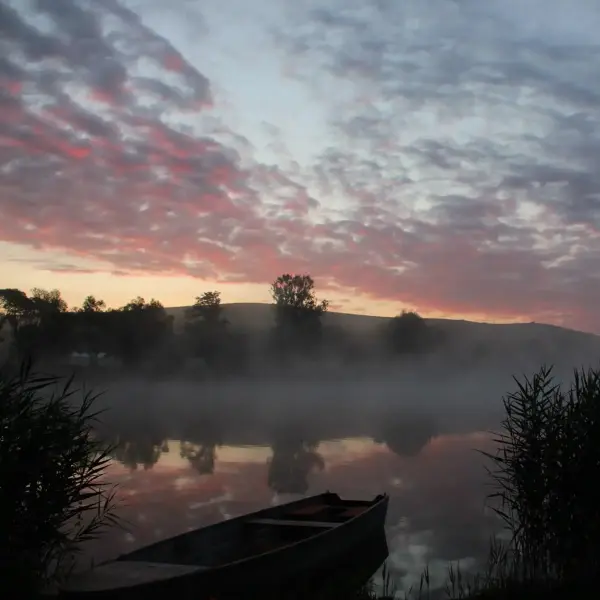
left=0, top=243, right=576, bottom=329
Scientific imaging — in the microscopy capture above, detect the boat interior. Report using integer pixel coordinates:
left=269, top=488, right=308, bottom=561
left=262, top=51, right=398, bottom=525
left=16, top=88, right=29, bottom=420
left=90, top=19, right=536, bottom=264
left=61, top=497, right=386, bottom=594
left=119, top=493, right=381, bottom=569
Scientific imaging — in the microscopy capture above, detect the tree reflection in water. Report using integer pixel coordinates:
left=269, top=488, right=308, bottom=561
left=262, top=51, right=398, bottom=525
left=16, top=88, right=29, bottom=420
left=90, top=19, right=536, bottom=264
left=267, top=438, right=325, bottom=494
left=379, top=413, right=437, bottom=458
left=111, top=436, right=165, bottom=470
left=179, top=419, right=222, bottom=476
left=179, top=441, right=217, bottom=475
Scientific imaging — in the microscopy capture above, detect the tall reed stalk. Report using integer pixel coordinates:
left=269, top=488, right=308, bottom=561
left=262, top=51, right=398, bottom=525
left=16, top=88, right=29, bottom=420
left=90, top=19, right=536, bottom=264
left=0, top=361, right=120, bottom=596
left=481, top=364, right=600, bottom=586
left=365, top=364, right=600, bottom=600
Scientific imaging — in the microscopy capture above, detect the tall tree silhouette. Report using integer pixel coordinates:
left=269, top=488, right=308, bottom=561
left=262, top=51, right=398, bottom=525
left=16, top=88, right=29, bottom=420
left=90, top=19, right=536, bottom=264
left=73, top=295, right=107, bottom=365
left=185, top=291, right=229, bottom=370
left=385, top=310, right=434, bottom=356
left=270, top=274, right=329, bottom=360
left=110, top=297, right=173, bottom=367
left=0, top=288, right=70, bottom=360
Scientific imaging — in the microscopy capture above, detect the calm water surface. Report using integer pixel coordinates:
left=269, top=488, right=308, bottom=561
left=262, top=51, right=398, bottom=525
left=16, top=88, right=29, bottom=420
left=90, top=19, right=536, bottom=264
left=87, top=379, right=506, bottom=595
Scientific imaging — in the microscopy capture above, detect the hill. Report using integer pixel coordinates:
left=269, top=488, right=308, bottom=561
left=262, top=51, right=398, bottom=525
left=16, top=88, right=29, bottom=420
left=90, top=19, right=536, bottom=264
left=166, top=303, right=389, bottom=334
left=166, top=302, right=600, bottom=350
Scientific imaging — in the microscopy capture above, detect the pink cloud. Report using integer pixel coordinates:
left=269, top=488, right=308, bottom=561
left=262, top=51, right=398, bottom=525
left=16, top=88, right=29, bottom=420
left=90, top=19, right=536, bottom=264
left=1, top=0, right=600, bottom=333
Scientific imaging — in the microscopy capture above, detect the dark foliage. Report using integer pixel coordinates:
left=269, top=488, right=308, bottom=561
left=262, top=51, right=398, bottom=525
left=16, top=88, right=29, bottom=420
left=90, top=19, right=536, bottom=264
left=480, top=364, right=600, bottom=588
left=0, top=362, right=120, bottom=595
left=385, top=310, right=434, bottom=355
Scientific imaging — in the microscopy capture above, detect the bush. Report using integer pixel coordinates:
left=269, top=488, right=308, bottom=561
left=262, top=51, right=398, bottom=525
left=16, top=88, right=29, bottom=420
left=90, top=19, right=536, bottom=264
left=385, top=311, right=433, bottom=356
left=0, top=362, right=119, bottom=596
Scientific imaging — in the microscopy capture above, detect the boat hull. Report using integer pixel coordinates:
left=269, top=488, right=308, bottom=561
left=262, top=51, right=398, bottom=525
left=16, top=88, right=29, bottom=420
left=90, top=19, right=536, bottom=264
left=59, top=493, right=389, bottom=599
left=200, top=494, right=389, bottom=597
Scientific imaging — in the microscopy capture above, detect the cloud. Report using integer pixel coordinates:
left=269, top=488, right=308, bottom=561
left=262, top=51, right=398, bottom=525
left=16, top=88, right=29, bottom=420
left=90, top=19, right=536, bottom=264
left=6, top=256, right=99, bottom=274
left=0, top=0, right=269, bottom=277
left=271, top=0, right=600, bottom=329
left=1, top=0, right=599, bottom=332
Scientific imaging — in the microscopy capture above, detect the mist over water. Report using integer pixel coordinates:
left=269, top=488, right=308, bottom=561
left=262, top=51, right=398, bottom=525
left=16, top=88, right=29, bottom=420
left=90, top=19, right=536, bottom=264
left=19, top=319, right=596, bottom=595
left=42, top=315, right=595, bottom=597
left=74, top=363, right=535, bottom=595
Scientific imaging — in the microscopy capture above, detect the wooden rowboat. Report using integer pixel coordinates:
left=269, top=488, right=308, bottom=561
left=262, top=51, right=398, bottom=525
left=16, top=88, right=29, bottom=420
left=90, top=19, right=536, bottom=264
left=59, top=492, right=389, bottom=599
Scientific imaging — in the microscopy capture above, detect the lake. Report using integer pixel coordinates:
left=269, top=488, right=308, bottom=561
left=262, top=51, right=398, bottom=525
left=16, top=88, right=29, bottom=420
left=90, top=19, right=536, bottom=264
left=87, top=376, right=509, bottom=596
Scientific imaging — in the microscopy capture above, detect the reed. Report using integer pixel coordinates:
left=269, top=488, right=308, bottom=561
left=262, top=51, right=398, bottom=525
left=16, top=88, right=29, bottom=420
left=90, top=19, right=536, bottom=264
left=361, top=363, right=600, bottom=599
left=0, top=360, right=120, bottom=596
left=355, top=560, right=397, bottom=599
left=480, top=364, right=600, bottom=586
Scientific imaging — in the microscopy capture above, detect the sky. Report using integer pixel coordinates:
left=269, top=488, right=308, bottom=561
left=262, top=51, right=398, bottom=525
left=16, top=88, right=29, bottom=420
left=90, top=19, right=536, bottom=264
left=0, top=0, right=599, bottom=331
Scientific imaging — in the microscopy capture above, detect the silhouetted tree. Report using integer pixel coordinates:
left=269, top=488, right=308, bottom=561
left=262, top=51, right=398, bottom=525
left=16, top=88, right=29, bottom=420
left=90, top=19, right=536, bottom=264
left=0, top=288, right=37, bottom=323
left=271, top=274, right=329, bottom=314
left=30, top=288, right=68, bottom=314
left=78, top=295, right=106, bottom=313
left=0, top=289, right=33, bottom=367
left=73, top=296, right=108, bottom=365
left=185, top=291, right=230, bottom=370
left=385, top=310, right=432, bottom=355
left=0, top=288, right=71, bottom=361
left=270, top=274, right=329, bottom=360
left=187, top=291, right=226, bottom=326
left=35, top=289, right=71, bottom=359
left=109, top=297, right=173, bottom=368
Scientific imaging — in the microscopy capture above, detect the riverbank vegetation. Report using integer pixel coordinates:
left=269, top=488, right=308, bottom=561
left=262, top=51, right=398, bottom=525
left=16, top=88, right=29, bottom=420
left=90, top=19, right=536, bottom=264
left=0, top=363, right=119, bottom=597
left=1, top=276, right=437, bottom=375
left=3, top=274, right=585, bottom=381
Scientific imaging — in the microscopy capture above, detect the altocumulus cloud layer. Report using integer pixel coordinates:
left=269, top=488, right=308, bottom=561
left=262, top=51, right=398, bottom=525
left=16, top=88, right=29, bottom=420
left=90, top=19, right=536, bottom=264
left=1, top=0, right=599, bottom=331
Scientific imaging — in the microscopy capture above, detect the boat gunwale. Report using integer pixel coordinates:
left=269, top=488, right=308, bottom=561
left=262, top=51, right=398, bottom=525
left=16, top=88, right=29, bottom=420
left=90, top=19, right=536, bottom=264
left=119, top=492, right=387, bottom=566
left=63, top=493, right=389, bottom=594
left=203, top=492, right=389, bottom=572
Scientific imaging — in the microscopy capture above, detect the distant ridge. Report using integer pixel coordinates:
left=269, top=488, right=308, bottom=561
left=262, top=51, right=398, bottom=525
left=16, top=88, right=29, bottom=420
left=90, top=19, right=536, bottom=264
left=166, top=302, right=599, bottom=346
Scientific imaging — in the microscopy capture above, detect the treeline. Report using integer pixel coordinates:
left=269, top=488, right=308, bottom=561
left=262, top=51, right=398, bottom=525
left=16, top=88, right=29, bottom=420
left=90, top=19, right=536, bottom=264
left=0, top=274, right=440, bottom=376
left=0, top=288, right=174, bottom=371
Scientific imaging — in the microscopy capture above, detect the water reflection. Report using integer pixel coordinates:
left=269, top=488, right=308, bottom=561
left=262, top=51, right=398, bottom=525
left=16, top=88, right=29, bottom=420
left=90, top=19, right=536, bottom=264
left=180, top=441, right=217, bottom=475
left=268, top=438, right=325, bottom=494
left=178, top=417, right=223, bottom=475
left=94, top=406, right=499, bottom=596
left=110, top=436, right=164, bottom=471
left=378, top=413, right=437, bottom=458
left=295, top=529, right=390, bottom=600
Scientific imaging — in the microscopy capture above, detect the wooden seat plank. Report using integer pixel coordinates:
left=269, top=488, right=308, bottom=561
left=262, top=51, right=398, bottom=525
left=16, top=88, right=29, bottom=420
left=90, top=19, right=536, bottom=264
left=247, top=518, right=336, bottom=528
left=340, top=506, right=369, bottom=518
left=288, top=505, right=326, bottom=516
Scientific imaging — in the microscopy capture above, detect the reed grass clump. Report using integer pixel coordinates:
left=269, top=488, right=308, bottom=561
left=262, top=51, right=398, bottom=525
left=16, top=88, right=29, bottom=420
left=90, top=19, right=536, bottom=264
left=0, top=361, right=119, bottom=596
left=362, top=363, right=600, bottom=599
left=481, top=364, right=600, bottom=587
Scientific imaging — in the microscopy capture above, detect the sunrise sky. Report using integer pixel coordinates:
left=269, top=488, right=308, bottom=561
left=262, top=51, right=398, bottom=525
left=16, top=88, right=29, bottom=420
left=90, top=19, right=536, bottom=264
left=1, top=0, right=599, bottom=331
